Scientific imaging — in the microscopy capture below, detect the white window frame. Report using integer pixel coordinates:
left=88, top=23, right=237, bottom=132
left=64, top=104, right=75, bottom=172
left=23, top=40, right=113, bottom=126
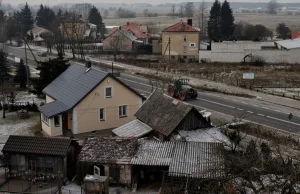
left=118, top=105, right=128, bottom=118
left=99, top=108, right=106, bottom=122
left=189, top=43, right=196, bottom=47
left=42, top=114, right=49, bottom=125
left=183, top=46, right=187, bottom=53
left=53, top=115, right=61, bottom=127
left=104, top=86, right=113, bottom=99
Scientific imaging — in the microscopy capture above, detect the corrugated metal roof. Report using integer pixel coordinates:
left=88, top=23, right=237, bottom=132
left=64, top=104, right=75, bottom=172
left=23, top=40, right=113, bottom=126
left=275, top=38, right=300, bottom=49
left=112, top=120, right=153, bottom=138
left=169, top=142, right=224, bottom=179
left=176, top=128, right=229, bottom=144
left=131, top=140, right=175, bottom=166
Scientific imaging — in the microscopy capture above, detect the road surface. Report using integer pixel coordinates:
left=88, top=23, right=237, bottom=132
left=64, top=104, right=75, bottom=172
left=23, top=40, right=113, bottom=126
left=6, top=45, right=300, bottom=134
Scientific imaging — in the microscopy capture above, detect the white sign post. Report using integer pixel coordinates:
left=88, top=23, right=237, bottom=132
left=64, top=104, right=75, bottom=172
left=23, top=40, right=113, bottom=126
left=243, top=73, right=255, bottom=80
left=14, top=57, right=21, bottom=63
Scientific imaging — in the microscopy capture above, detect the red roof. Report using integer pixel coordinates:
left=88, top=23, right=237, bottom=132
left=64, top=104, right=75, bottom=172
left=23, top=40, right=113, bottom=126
left=112, top=22, right=148, bottom=39
left=291, top=32, right=300, bottom=39
left=163, top=22, right=200, bottom=32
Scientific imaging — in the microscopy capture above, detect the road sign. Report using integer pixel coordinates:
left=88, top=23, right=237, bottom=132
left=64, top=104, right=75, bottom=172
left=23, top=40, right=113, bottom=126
left=288, top=113, right=293, bottom=120
left=243, top=73, right=254, bottom=80
left=14, top=57, right=21, bottom=63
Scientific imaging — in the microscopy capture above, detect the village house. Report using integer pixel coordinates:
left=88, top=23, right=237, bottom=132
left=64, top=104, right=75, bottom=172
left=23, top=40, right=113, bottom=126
left=39, top=64, right=145, bottom=136
left=27, top=26, right=52, bottom=45
left=113, top=91, right=212, bottom=141
left=103, top=29, right=143, bottom=52
left=78, top=137, right=138, bottom=187
left=291, top=32, right=300, bottom=39
left=77, top=137, right=224, bottom=192
left=112, top=22, right=149, bottom=44
left=162, top=19, right=200, bottom=61
left=1, top=135, right=78, bottom=193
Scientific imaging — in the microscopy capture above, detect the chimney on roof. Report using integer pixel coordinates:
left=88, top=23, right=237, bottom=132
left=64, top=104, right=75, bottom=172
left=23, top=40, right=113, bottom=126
left=187, top=19, right=192, bottom=26
left=127, top=22, right=129, bottom=25
left=85, top=61, right=91, bottom=72
left=119, top=26, right=121, bottom=30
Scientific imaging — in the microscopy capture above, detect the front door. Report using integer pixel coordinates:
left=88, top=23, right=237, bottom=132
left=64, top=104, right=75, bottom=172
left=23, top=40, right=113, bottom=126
left=62, top=113, right=68, bottom=130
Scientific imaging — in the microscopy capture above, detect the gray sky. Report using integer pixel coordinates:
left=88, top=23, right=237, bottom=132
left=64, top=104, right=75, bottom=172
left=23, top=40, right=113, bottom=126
left=5, top=0, right=300, bottom=6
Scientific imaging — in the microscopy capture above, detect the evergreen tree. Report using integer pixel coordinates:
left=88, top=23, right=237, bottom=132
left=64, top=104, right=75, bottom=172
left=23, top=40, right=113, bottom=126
left=32, top=54, right=69, bottom=95
left=220, top=0, right=235, bottom=40
left=36, top=4, right=56, bottom=30
left=19, top=3, right=34, bottom=36
left=14, top=59, right=27, bottom=89
left=88, top=6, right=106, bottom=40
left=208, top=0, right=221, bottom=41
left=276, top=23, right=291, bottom=40
left=0, top=50, right=11, bottom=84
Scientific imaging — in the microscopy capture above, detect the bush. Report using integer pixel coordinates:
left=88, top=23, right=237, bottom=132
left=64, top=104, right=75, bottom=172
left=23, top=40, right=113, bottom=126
left=250, top=55, right=265, bottom=66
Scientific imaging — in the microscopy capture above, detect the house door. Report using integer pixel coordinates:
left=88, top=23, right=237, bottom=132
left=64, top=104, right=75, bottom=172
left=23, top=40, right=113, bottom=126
left=62, top=113, right=68, bottom=130
left=28, top=156, right=36, bottom=173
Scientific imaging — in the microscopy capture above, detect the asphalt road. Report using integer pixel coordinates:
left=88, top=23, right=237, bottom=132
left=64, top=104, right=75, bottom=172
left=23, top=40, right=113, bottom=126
left=5, top=45, right=300, bottom=134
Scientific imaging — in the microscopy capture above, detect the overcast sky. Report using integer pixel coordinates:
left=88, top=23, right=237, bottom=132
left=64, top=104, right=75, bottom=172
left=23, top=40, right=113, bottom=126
left=5, top=0, right=300, bottom=6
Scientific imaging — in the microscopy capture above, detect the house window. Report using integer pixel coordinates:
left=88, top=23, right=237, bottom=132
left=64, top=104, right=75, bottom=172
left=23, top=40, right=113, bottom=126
left=190, top=43, right=196, bottom=47
left=183, top=46, right=187, bottom=53
left=119, top=105, right=128, bottom=118
left=99, top=108, right=106, bottom=121
left=183, top=36, right=187, bottom=42
left=54, top=116, right=60, bottom=127
left=105, top=87, right=113, bottom=98
left=42, top=114, right=49, bottom=125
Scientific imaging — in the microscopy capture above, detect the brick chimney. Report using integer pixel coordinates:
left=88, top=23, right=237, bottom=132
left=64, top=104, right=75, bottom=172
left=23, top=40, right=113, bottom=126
left=187, top=19, right=192, bottom=26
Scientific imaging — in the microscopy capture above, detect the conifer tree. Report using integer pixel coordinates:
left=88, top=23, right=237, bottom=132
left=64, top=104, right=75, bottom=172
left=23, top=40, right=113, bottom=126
left=208, top=0, right=221, bottom=41
left=0, top=50, right=10, bottom=83
left=88, top=6, right=106, bottom=40
left=220, top=0, right=235, bottom=40
left=14, top=59, right=27, bottom=89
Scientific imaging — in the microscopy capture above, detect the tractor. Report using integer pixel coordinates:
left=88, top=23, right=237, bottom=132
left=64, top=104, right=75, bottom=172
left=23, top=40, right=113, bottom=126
left=167, top=79, right=198, bottom=101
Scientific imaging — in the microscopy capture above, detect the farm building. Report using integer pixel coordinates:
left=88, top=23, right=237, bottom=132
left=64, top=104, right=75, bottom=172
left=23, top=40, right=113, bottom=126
left=113, top=91, right=211, bottom=141
left=77, top=137, right=138, bottom=187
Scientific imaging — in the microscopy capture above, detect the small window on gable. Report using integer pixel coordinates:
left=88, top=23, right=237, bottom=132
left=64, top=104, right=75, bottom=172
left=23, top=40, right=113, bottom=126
left=42, top=114, right=49, bottom=125
left=183, top=46, right=187, bottom=53
left=183, top=36, right=187, bottom=42
left=105, top=87, right=112, bottom=98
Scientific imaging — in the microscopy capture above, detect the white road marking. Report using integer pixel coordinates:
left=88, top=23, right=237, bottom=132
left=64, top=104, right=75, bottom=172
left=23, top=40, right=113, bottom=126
left=266, top=116, right=300, bottom=127
left=247, top=111, right=254, bottom=114
left=262, top=107, right=270, bottom=110
left=237, top=108, right=244, bottom=111
left=253, top=104, right=258, bottom=107
left=242, top=102, right=248, bottom=104
left=258, top=114, right=265, bottom=116
left=197, top=98, right=236, bottom=109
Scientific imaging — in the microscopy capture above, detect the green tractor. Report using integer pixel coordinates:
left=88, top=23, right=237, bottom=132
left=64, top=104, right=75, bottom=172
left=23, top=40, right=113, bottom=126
left=167, top=79, right=198, bottom=101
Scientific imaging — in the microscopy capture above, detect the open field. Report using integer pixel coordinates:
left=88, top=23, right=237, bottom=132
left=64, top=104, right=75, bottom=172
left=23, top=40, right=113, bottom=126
left=104, top=14, right=300, bottom=32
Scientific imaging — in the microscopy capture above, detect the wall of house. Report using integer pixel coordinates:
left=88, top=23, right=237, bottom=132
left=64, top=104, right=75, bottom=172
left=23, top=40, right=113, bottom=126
left=152, top=40, right=162, bottom=54
left=199, top=47, right=300, bottom=64
left=73, top=77, right=143, bottom=134
left=162, top=32, right=199, bottom=56
left=103, top=31, right=133, bottom=52
left=176, top=110, right=210, bottom=132
left=103, top=164, right=132, bottom=187
left=41, top=113, right=63, bottom=136
left=46, top=95, right=55, bottom=103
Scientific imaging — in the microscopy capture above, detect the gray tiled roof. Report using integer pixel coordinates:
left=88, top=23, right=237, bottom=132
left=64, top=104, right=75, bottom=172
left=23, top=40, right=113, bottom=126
left=2, top=135, right=72, bottom=157
left=112, top=120, right=153, bottom=138
left=40, top=64, right=108, bottom=117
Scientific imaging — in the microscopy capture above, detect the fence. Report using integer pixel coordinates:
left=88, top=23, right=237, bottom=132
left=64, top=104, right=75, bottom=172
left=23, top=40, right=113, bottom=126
left=254, top=87, right=300, bottom=100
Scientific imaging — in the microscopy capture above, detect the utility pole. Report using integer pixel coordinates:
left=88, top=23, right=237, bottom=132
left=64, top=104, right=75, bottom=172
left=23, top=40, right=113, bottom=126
left=168, top=37, right=171, bottom=62
left=58, top=171, right=62, bottom=194
left=24, top=42, right=30, bottom=93
left=112, top=62, right=114, bottom=75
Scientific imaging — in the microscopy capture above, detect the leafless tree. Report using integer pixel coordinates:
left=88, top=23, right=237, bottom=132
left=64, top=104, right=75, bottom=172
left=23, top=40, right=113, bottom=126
left=195, top=1, right=207, bottom=35
left=171, top=5, right=175, bottom=18
left=103, top=9, right=109, bottom=19
left=108, top=35, right=128, bottom=62
left=0, top=82, right=15, bottom=118
left=267, top=0, right=279, bottom=14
